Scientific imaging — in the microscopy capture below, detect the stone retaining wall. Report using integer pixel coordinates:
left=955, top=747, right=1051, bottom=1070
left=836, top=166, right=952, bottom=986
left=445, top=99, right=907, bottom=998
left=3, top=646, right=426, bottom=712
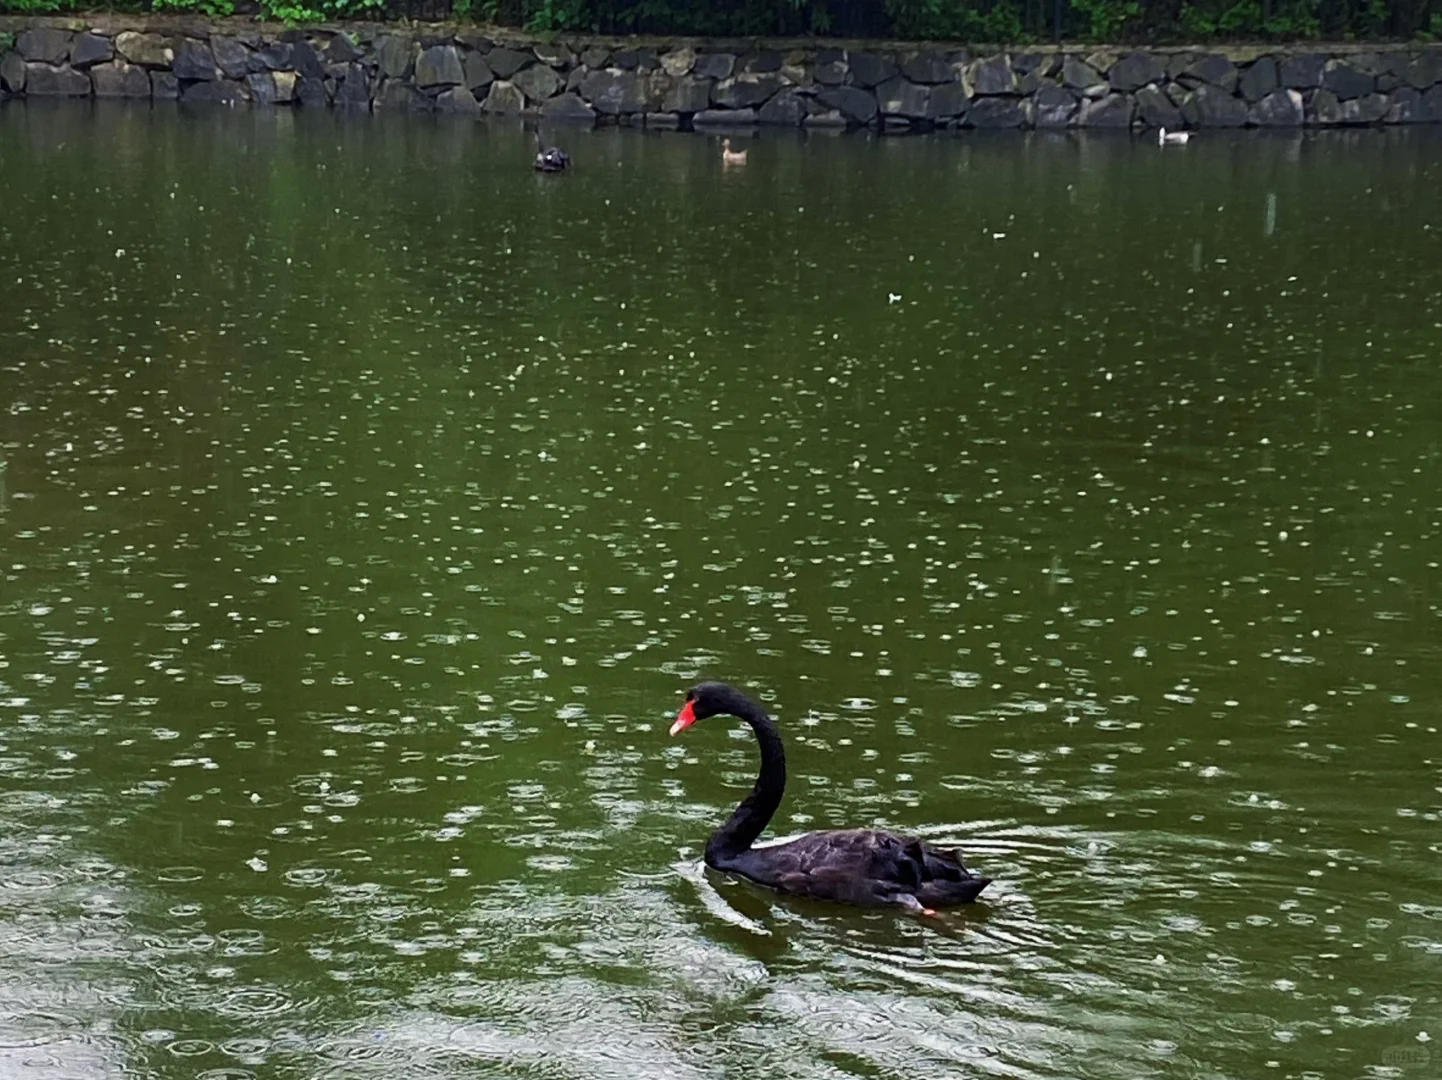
left=3, top=17, right=1441, bottom=129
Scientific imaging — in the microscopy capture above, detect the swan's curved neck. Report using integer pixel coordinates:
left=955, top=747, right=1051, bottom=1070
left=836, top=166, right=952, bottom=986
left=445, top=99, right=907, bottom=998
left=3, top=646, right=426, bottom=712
left=705, top=699, right=786, bottom=863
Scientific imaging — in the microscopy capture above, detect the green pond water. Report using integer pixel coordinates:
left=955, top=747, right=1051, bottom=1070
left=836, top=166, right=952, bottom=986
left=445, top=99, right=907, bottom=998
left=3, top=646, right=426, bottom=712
left=1, top=101, right=1441, bottom=1080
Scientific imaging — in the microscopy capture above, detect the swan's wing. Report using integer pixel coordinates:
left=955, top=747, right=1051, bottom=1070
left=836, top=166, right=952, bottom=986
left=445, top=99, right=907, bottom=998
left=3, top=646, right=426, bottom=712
left=757, top=830, right=924, bottom=894
left=910, top=842, right=973, bottom=883
left=773, top=867, right=914, bottom=907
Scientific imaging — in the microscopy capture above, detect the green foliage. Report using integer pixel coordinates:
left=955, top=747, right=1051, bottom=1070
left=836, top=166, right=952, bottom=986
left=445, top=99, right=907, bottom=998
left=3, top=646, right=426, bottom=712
left=524, top=0, right=590, bottom=32
left=255, top=0, right=387, bottom=22
left=0, top=0, right=1433, bottom=41
left=1177, top=1, right=1218, bottom=33
left=541, top=0, right=816, bottom=34
left=262, top=0, right=322, bottom=20
left=0, top=0, right=383, bottom=21
left=1178, top=0, right=1325, bottom=36
left=1218, top=0, right=1263, bottom=30
left=152, top=0, right=234, bottom=16
left=1069, top=0, right=1140, bottom=35
left=884, top=0, right=1027, bottom=40
left=1264, top=1, right=1321, bottom=35
left=0, top=0, right=82, bottom=12
left=1352, top=0, right=1389, bottom=33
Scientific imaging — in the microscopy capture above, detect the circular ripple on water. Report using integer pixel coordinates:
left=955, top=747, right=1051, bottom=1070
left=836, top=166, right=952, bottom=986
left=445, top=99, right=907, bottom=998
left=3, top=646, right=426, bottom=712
left=197, top=1070, right=255, bottom=1080
left=0, top=790, right=63, bottom=816
left=156, top=866, right=206, bottom=883
left=283, top=866, right=334, bottom=888
left=313, top=1036, right=387, bottom=1063
left=659, top=653, right=723, bottom=680
left=140, top=929, right=206, bottom=955
left=290, top=776, right=337, bottom=798
left=1215, top=1012, right=1276, bottom=1034
left=0, top=867, right=70, bottom=890
left=238, top=895, right=294, bottom=921
left=214, top=987, right=296, bottom=1019
left=167, top=1038, right=216, bottom=1057
left=216, top=928, right=270, bottom=956
left=73, top=858, right=126, bottom=881
left=219, top=1036, right=271, bottom=1059
left=0, top=1011, right=84, bottom=1049
left=527, top=855, right=577, bottom=873
left=309, top=1038, right=454, bottom=1079
left=79, top=904, right=129, bottom=927
left=150, top=974, right=213, bottom=1012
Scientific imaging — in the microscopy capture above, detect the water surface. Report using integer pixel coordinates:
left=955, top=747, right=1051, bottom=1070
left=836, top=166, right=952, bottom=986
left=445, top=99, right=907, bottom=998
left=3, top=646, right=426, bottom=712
left=1, top=102, right=1441, bottom=1079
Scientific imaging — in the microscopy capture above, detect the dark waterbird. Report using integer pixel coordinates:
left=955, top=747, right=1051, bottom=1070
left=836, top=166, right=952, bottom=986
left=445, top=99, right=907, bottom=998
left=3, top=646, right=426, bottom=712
left=533, top=130, right=570, bottom=173
left=670, top=682, right=991, bottom=915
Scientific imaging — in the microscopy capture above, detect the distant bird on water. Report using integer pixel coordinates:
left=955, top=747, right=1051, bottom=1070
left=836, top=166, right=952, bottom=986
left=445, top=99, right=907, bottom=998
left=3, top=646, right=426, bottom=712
left=1158, top=127, right=1191, bottom=145
left=534, top=130, right=570, bottom=173
left=721, top=137, right=748, bottom=166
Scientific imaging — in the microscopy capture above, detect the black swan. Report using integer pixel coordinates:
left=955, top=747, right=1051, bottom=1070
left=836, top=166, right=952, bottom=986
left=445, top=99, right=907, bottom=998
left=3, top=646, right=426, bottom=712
left=533, top=130, right=570, bottom=173
left=670, top=681, right=991, bottom=914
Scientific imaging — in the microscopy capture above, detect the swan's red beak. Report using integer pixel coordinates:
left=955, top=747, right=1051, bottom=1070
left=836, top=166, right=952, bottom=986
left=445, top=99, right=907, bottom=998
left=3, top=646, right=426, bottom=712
left=669, top=700, right=697, bottom=737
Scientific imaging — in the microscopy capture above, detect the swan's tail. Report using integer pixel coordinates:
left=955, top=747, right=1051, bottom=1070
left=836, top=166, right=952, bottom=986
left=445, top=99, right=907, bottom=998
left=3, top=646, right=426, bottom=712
left=903, top=841, right=992, bottom=905
left=918, top=874, right=992, bottom=906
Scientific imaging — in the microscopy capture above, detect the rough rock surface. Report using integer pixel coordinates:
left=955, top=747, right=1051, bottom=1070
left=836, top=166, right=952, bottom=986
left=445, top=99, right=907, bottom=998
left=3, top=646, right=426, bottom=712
left=1250, top=87, right=1303, bottom=125
left=1, top=50, right=26, bottom=93
left=1077, top=92, right=1133, bottom=126
left=542, top=92, right=595, bottom=120
left=70, top=33, right=114, bottom=69
left=970, top=54, right=1016, bottom=95
left=1108, top=52, right=1166, bottom=91
left=580, top=68, right=647, bottom=114
left=1032, top=82, right=1077, bottom=126
left=172, top=39, right=219, bottom=81
left=116, top=32, right=172, bottom=68
left=816, top=84, right=878, bottom=124
left=968, top=96, right=1029, bottom=127
left=1183, top=82, right=1248, bottom=126
left=415, top=45, right=464, bottom=88
left=92, top=60, right=151, bottom=97
left=18, top=28, right=72, bottom=64
left=481, top=79, right=526, bottom=113
left=1239, top=58, right=1278, bottom=102
left=0, top=25, right=1434, bottom=136
left=24, top=62, right=92, bottom=95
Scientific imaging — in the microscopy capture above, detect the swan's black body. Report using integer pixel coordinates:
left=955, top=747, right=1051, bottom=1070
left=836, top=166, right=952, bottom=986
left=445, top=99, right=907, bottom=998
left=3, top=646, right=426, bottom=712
left=672, top=681, right=990, bottom=912
left=534, top=131, right=570, bottom=173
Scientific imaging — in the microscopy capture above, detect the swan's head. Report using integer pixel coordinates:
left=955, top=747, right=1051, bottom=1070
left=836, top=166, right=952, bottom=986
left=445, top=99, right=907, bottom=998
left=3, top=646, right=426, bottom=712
left=670, top=681, right=749, bottom=735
